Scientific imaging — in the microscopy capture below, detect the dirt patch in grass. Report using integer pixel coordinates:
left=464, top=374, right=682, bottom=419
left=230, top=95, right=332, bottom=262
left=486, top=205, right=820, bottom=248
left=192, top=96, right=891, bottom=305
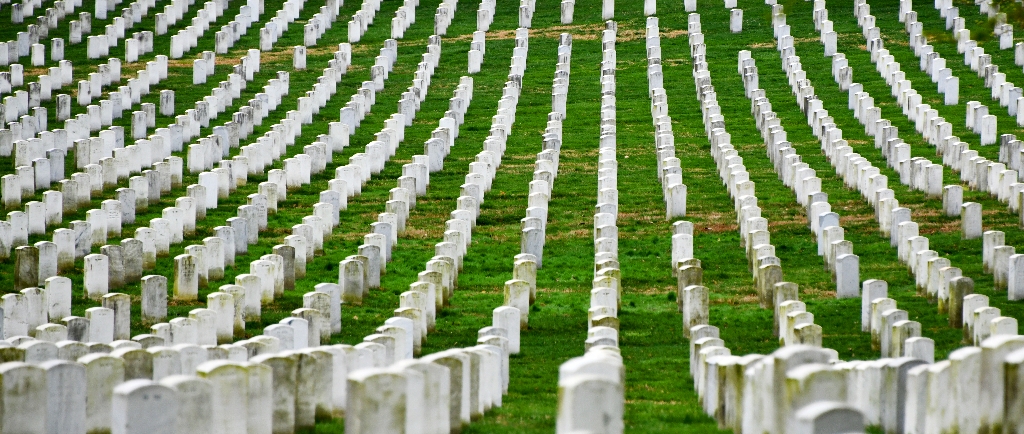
left=450, top=23, right=688, bottom=43
left=901, top=205, right=943, bottom=218
left=546, top=228, right=591, bottom=241
left=450, top=23, right=607, bottom=42
left=791, top=37, right=825, bottom=45
left=401, top=227, right=444, bottom=239
left=700, top=221, right=741, bottom=233
left=800, top=286, right=837, bottom=300
left=170, top=43, right=347, bottom=69
left=239, top=46, right=297, bottom=63
left=23, top=66, right=53, bottom=77
left=884, top=37, right=909, bottom=47
left=688, top=211, right=740, bottom=233
left=712, top=293, right=759, bottom=305
left=663, top=58, right=690, bottom=67
left=920, top=220, right=962, bottom=235
left=624, top=399, right=683, bottom=405
left=628, top=286, right=675, bottom=295
left=617, top=28, right=687, bottom=42
left=335, top=232, right=369, bottom=242
left=350, top=43, right=380, bottom=54
left=834, top=213, right=882, bottom=227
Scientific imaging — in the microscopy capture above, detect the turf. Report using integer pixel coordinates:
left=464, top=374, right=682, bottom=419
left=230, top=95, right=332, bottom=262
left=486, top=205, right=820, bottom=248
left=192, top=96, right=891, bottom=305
left=4, top=0, right=1024, bottom=432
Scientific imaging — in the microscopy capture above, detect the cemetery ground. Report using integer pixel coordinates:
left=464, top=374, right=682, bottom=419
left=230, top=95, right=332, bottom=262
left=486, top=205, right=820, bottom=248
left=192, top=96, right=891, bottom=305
left=6, top=0, right=1024, bottom=431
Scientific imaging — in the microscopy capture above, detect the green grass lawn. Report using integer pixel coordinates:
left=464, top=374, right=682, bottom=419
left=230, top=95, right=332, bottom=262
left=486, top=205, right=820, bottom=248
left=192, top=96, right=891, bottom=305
left=5, top=0, right=1024, bottom=431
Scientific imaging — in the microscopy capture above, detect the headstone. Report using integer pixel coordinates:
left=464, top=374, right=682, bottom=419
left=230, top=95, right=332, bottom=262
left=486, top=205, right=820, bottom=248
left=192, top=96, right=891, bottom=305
left=345, top=369, right=411, bottom=433
left=504, top=280, right=530, bottom=329
left=794, top=402, right=865, bottom=434
left=84, top=254, right=109, bottom=299
left=142, top=275, right=167, bottom=323
left=174, top=254, right=198, bottom=300
left=862, top=280, right=887, bottom=332
left=962, top=202, right=982, bottom=239
left=556, top=374, right=624, bottom=433
left=40, top=359, right=87, bottom=433
left=102, top=293, right=131, bottom=340
left=339, top=259, right=364, bottom=306
left=730, top=9, right=742, bottom=33
left=943, top=185, right=963, bottom=216
left=293, top=45, right=305, bottom=70
left=81, top=354, right=125, bottom=433
left=160, top=376, right=214, bottom=434
left=0, top=362, right=47, bottom=433
left=111, top=379, right=178, bottom=434
left=835, top=254, right=860, bottom=298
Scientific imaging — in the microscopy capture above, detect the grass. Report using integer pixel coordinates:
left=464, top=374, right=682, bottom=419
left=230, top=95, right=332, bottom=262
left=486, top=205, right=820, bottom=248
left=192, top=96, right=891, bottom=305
left=5, top=0, right=1024, bottom=432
